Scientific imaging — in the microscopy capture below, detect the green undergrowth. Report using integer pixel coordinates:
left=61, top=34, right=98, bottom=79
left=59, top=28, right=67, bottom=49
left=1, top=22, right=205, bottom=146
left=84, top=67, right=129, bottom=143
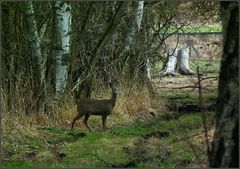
left=190, top=59, right=220, bottom=75
left=163, top=92, right=217, bottom=104
left=1, top=111, right=213, bottom=168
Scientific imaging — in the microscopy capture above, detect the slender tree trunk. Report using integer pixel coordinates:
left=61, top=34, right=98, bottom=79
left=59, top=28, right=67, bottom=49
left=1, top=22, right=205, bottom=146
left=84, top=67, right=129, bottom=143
left=8, top=54, right=15, bottom=112
left=112, top=1, right=117, bottom=13
left=23, top=2, right=45, bottom=113
left=45, top=5, right=57, bottom=114
left=210, top=2, right=239, bottom=168
left=126, top=1, right=153, bottom=97
left=146, top=58, right=151, bottom=79
left=4, top=7, right=16, bottom=112
left=54, top=1, right=72, bottom=100
left=121, top=1, right=144, bottom=73
left=24, top=2, right=45, bottom=85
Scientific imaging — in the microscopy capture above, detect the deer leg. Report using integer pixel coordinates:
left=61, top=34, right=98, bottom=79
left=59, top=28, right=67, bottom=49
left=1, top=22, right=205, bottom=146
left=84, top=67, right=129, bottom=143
left=102, top=115, right=107, bottom=131
left=71, top=114, right=84, bottom=130
left=83, top=114, right=91, bottom=131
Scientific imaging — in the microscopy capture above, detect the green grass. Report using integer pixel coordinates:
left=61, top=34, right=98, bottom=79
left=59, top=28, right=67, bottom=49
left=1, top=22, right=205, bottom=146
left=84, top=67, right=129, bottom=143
left=1, top=111, right=212, bottom=168
left=190, top=59, right=220, bottom=75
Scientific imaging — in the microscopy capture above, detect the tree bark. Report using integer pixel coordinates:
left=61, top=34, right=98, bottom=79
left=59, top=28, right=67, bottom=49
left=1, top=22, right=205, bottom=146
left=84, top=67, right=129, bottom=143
left=146, top=58, right=151, bottom=79
left=24, top=2, right=45, bottom=85
left=54, top=1, right=72, bottom=100
left=121, top=1, right=144, bottom=73
left=23, top=2, right=45, bottom=113
left=159, top=48, right=178, bottom=77
left=177, top=47, right=194, bottom=75
left=125, top=1, right=144, bottom=51
left=210, top=2, right=239, bottom=168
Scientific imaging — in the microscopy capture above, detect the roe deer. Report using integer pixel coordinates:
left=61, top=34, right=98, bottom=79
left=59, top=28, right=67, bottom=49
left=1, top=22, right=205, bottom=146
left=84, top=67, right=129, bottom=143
left=71, top=81, right=117, bottom=131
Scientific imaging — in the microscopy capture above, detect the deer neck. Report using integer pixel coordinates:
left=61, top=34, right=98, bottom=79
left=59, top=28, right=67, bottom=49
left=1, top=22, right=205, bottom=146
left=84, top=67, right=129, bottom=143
left=110, top=91, right=117, bottom=107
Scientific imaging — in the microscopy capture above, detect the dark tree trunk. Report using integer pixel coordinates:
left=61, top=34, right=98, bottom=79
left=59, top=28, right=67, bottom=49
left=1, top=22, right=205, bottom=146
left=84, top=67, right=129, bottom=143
left=210, top=2, right=239, bottom=168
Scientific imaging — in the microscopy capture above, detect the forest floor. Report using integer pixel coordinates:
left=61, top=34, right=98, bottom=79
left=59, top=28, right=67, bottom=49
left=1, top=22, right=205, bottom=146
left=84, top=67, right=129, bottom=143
left=1, top=60, right=220, bottom=168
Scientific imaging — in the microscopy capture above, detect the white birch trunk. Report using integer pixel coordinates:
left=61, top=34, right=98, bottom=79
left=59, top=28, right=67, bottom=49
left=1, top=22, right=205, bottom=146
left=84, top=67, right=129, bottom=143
left=54, top=1, right=71, bottom=99
left=136, top=1, right=152, bottom=80
left=122, top=1, right=144, bottom=71
left=24, top=2, right=45, bottom=84
left=177, top=47, right=194, bottom=75
left=125, top=0, right=144, bottom=51
left=146, top=58, right=151, bottom=79
left=136, top=1, right=144, bottom=32
left=112, top=1, right=117, bottom=13
left=159, top=48, right=178, bottom=77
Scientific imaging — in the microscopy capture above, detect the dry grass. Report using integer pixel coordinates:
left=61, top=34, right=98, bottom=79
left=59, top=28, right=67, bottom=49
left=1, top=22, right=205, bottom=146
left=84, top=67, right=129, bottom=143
left=2, top=112, right=39, bottom=143
left=2, top=81, right=164, bottom=135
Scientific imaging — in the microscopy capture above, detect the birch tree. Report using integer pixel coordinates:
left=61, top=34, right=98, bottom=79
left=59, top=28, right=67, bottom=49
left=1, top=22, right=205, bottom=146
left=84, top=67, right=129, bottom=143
left=122, top=1, right=144, bottom=72
left=54, top=1, right=72, bottom=99
left=23, top=2, right=46, bottom=112
left=24, top=2, right=45, bottom=85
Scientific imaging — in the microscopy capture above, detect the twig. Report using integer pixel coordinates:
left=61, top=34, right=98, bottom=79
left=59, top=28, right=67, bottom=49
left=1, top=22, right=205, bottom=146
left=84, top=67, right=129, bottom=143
left=158, top=85, right=197, bottom=89
left=184, top=139, right=205, bottom=168
left=30, top=86, right=45, bottom=111
left=201, top=76, right=218, bottom=81
left=157, top=84, right=217, bottom=90
left=71, top=75, right=89, bottom=92
left=197, top=66, right=211, bottom=163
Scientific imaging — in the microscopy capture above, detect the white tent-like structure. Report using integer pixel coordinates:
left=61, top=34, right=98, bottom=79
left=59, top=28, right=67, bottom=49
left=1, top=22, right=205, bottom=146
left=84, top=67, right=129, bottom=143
left=159, top=39, right=200, bottom=77
left=159, top=48, right=178, bottom=77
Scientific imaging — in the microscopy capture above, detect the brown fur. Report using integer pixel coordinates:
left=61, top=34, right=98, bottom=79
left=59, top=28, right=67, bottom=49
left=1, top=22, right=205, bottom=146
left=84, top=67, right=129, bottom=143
left=71, top=83, right=117, bottom=131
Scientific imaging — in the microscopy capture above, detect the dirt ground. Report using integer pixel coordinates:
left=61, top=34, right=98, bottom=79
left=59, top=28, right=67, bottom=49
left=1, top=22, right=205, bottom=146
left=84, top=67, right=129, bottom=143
left=152, top=75, right=218, bottom=93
